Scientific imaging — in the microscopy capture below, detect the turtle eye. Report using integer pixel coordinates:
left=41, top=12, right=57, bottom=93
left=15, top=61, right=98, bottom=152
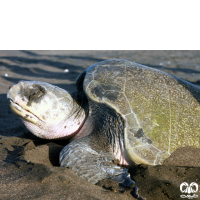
left=26, top=84, right=46, bottom=106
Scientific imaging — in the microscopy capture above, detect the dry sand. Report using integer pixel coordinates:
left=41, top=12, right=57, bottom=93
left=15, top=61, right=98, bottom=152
left=1, top=50, right=200, bottom=200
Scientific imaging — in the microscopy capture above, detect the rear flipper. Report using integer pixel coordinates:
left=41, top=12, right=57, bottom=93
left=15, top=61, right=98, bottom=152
left=59, top=138, right=139, bottom=197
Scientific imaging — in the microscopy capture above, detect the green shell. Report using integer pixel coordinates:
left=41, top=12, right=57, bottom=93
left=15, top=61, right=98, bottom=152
left=82, top=59, right=200, bottom=165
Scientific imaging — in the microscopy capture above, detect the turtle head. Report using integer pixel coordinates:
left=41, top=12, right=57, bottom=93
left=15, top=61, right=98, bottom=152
left=7, top=81, right=83, bottom=139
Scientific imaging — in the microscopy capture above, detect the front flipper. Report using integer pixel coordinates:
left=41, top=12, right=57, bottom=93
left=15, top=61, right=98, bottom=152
left=59, top=138, right=135, bottom=188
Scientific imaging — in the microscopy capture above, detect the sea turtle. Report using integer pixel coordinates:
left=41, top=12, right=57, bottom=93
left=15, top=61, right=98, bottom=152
left=7, top=59, right=200, bottom=188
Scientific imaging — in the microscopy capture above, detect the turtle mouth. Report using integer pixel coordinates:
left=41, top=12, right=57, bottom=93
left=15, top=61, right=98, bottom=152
left=9, top=99, right=44, bottom=123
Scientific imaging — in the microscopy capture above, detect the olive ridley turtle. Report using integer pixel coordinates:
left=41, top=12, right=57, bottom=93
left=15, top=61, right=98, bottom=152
left=7, top=59, right=200, bottom=189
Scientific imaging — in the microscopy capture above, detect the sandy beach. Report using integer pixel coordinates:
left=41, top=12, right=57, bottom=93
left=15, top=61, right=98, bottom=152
left=1, top=50, right=200, bottom=200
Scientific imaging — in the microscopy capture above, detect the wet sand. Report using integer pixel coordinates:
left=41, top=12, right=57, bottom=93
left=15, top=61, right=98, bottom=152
left=1, top=50, right=200, bottom=200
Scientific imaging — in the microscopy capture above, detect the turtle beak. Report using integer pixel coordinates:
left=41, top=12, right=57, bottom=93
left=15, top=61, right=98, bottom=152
left=7, top=81, right=36, bottom=107
left=7, top=83, right=21, bottom=101
left=7, top=83, right=25, bottom=116
left=7, top=82, right=38, bottom=124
